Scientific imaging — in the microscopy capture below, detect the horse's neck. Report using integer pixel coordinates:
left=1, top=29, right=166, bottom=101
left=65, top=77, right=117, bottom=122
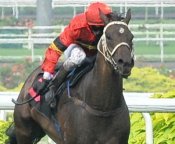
left=83, top=54, right=123, bottom=111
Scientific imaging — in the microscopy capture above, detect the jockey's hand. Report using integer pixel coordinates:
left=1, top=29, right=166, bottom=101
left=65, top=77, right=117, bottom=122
left=31, top=72, right=53, bottom=95
left=43, top=71, right=53, bottom=80
left=32, top=76, right=50, bottom=95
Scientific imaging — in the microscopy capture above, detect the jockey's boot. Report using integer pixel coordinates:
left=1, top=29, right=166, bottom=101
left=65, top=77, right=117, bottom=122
left=45, top=66, right=69, bottom=108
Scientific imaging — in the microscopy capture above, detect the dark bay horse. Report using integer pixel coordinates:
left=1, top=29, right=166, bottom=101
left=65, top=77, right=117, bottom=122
left=7, top=9, right=134, bottom=144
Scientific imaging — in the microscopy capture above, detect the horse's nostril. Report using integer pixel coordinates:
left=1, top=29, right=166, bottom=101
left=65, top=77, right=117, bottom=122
left=118, top=59, right=123, bottom=64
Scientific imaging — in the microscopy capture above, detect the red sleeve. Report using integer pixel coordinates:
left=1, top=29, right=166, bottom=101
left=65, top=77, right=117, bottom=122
left=59, top=18, right=81, bottom=47
left=41, top=45, right=62, bottom=74
left=41, top=15, right=83, bottom=73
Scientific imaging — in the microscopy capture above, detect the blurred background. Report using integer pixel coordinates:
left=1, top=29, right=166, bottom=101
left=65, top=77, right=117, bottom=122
left=0, top=0, right=175, bottom=89
left=0, top=1, right=175, bottom=144
left=0, top=0, right=175, bottom=88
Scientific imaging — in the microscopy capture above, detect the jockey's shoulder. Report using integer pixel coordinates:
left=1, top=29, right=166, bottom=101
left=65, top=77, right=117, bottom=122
left=69, top=13, right=88, bottom=30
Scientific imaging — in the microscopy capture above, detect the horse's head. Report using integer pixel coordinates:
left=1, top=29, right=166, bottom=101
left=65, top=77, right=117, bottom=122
left=98, top=9, right=134, bottom=78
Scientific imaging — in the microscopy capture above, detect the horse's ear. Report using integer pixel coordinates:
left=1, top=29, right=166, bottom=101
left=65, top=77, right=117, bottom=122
left=99, top=9, right=109, bottom=25
left=123, top=9, right=131, bottom=24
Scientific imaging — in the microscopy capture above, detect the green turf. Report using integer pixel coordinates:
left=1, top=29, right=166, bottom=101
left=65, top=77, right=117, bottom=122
left=0, top=47, right=45, bottom=56
left=0, top=42, right=174, bottom=58
left=134, top=42, right=175, bottom=55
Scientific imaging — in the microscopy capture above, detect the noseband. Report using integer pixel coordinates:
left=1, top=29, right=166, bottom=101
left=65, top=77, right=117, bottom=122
left=97, top=21, right=134, bottom=70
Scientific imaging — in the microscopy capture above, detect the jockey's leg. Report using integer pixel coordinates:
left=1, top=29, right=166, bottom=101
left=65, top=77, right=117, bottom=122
left=45, top=44, right=86, bottom=107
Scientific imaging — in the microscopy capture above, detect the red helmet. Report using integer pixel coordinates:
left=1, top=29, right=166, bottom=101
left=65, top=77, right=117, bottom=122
left=85, top=2, right=112, bottom=26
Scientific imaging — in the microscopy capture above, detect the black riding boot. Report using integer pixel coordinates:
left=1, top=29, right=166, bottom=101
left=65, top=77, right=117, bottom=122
left=45, top=66, right=69, bottom=108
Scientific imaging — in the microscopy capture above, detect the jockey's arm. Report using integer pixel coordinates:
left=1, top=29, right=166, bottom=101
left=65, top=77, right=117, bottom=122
left=41, top=24, right=80, bottom=80
left=41, top=37, right=66, bottom=80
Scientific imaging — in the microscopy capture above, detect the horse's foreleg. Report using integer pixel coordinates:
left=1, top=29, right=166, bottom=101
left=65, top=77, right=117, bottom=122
left=14, top=118, right=45, bottom=144
left=15, top=127, right=33, bottom=144
left=31, top=108, right=64, bottom=144
left=14, top=105, right=45, bottom=144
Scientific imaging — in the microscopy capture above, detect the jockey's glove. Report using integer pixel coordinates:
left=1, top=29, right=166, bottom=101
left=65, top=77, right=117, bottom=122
left=43, top=71, right=53, bottom=80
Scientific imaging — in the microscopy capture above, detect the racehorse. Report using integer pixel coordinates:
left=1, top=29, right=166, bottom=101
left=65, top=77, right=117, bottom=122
left=7, top=9, right=134, bottom=144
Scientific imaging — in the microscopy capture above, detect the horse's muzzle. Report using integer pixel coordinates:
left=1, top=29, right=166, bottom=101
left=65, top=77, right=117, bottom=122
left=116, top=59, right=134, bottom=78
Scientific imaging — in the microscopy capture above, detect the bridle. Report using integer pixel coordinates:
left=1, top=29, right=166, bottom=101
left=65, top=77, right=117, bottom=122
left=97, top=21, right=134, bottom=70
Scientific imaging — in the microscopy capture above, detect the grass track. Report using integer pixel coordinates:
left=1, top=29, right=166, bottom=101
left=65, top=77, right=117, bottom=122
left=0, top=42, right=174, bottom=57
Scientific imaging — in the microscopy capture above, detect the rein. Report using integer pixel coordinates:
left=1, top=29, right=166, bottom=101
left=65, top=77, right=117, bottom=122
left=97, top=21, right=133, bottom=70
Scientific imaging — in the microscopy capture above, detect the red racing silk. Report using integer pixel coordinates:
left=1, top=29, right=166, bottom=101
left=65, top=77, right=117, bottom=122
left=41, top=13, right=97, bottom=74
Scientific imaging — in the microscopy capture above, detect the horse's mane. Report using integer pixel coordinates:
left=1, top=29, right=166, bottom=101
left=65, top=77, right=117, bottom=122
left=107, top=12, right=125, bottom=21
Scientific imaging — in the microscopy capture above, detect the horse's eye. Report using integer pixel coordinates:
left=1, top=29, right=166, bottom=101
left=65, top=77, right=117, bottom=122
left=106, top=34, right=112, bottom=40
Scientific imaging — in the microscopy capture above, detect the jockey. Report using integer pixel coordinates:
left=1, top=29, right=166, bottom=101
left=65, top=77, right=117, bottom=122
left=29, top=2, right=112, bottom=107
